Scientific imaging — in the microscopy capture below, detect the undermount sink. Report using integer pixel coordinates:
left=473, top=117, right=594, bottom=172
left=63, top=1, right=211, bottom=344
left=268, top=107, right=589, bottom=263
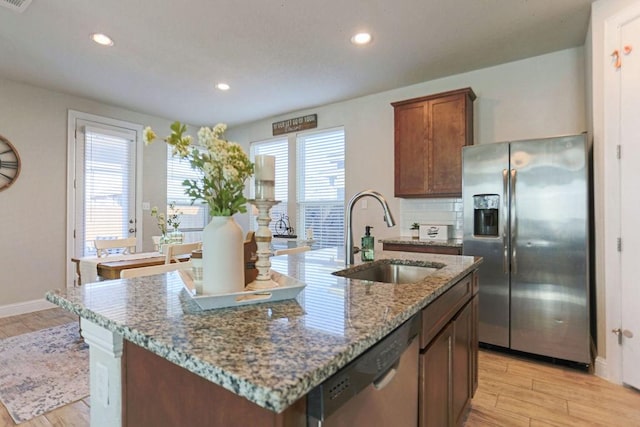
left=332, top=259, right=445, bottom=284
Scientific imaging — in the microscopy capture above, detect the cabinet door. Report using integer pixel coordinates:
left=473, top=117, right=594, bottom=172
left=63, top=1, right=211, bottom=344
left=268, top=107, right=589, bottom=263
left=428, top=93, right=470, bottom=196
left=419, top=323, right=453, bottom=427
left=394, top=101, right=428, bottom=196
left=471, top=293, right=479, bottom=396
left=452, top=300, right=473, bottom=426
left=393, top=88, right=474, bottom=198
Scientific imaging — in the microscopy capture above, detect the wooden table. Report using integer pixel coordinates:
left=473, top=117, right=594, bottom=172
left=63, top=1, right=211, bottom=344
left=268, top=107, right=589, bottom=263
left=71, top=253, right=190, bottom=285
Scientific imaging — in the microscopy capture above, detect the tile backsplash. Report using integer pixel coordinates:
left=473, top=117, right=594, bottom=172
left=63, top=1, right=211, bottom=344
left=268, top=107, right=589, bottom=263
left=399, top=198, right=463, bottom=239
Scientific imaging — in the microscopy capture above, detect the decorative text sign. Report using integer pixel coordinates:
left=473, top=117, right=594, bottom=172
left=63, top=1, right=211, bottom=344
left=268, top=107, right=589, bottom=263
left=272, top=114, right=317, bottom=136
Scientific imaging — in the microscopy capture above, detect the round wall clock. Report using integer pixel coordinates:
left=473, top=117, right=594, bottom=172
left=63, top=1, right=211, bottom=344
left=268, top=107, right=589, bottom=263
left=0, top=135, right=21, bottom=192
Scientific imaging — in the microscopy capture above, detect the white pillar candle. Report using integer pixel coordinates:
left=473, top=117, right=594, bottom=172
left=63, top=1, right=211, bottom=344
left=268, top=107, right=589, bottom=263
left=255, top=155, right=275, bottom=181
left=255, top=180, right=275, bottom=200
left=255, top=154, right=276, bottom=200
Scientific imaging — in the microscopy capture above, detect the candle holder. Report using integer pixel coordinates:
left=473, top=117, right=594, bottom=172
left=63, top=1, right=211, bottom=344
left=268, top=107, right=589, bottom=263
left=246, top=198, right=281, bottom=290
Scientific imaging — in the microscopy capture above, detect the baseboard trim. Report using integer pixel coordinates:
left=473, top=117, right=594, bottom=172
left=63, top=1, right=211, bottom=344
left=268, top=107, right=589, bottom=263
left=0, top=299, right=57, bottom=318
left=594, top=356, right=615, bottom=383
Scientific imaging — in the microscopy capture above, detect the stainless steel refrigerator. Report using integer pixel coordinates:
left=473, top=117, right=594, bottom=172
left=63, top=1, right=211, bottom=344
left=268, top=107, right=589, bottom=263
left=462, top=134, right=591, bottom=364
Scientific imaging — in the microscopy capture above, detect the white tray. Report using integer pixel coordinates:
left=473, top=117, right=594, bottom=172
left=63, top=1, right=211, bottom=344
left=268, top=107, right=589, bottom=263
left=179, top=270, right=306, bottom=310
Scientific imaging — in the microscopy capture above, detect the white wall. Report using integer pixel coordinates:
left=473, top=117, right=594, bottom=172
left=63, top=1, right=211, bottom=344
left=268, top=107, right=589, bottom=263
left=0, top=77, right=181, bottom=313
left=229, top=47, right=587, bottom=250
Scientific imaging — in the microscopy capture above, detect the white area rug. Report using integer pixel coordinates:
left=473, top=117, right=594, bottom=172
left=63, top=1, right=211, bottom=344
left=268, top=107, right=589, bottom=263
left=0, top=322, right=89, bottom=424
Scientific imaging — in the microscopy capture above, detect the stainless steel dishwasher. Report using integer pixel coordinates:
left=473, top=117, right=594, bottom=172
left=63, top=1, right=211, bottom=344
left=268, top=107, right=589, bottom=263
left=307, top=314, right=421, bottom=426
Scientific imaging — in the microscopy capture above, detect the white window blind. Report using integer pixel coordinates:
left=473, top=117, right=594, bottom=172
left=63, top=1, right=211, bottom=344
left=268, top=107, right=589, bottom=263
left=83, top=126, right=136, bottom=256
left=250, top=138, right=289, bottom=234
left=297, top=128, right=345, bottom=248
left=167, top=145, right=207, bottom=243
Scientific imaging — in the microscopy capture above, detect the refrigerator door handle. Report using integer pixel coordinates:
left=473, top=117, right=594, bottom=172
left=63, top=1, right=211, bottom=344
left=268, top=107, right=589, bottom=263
left=502, top=169, right=509, bottom=274
left=510, top=168, right=517, bottom=275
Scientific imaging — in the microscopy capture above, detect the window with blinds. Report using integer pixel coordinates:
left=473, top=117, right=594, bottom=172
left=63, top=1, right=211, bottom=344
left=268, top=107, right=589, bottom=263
left=81, top=126, right=136, bottom=256
left=250, top=137, right=289, bottom=234
left=167, top=145, right=207, bottom=243
left=297, top=128, right=345, bottom=248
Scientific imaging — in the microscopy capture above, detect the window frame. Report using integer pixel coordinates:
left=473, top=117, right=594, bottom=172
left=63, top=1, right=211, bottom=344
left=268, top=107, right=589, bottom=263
left=248, top=126, right=345, bottom=249
left=296, top=127, right=345, bottom=249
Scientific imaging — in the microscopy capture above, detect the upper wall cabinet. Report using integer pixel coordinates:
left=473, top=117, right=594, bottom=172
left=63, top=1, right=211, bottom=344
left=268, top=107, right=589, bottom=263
left=392, top=88, right=475, bottom=198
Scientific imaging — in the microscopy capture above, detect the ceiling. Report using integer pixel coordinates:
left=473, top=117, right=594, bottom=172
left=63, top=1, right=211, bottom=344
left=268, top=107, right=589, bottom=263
left=0, top=0, right=594, bottom=127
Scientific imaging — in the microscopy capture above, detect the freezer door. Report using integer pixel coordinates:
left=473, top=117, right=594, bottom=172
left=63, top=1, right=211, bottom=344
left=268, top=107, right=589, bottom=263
left=509, top=135, right=591, bottom=363
left=462, top=142, right=510, bottom=348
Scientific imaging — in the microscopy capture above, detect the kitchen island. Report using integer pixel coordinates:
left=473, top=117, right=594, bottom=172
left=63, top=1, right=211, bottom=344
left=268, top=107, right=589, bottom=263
left=46, top=248, right=481, bottom=426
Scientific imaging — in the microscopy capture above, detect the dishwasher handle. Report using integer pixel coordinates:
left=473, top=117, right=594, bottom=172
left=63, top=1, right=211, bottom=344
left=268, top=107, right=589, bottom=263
left=372, top=360, right=400, bottom=390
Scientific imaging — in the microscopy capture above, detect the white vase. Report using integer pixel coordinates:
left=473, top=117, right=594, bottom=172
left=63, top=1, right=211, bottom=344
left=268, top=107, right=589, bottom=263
left=202, top=216, right=245, bottom=295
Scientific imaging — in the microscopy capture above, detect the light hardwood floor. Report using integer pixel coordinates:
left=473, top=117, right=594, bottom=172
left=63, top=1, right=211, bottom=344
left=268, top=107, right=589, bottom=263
left=1, top=308, right=639, bottom=426
left=465, top=348, right=640, bottom=426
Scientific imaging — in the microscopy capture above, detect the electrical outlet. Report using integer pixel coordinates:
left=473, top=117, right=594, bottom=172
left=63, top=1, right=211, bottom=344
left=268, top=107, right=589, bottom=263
left=142, top=202, right=150, bottom=211
left=95, top=362, right=109, bottom=406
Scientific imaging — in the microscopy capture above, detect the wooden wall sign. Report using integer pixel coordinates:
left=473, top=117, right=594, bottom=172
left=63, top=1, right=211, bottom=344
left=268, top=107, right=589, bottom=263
left=272, top=114, right=317, bottom=136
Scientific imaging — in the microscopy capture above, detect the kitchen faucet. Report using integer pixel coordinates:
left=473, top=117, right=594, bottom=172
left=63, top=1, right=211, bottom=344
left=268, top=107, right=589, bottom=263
left=345, top=190, right=396, bottom=265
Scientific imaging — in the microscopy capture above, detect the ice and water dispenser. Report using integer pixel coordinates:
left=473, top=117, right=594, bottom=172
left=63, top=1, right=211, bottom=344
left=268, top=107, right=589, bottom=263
left=473, top=194, right=499, bottom=237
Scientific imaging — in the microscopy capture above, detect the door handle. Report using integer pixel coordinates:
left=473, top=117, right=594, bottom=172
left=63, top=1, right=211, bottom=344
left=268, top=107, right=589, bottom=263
left=502, top=169, right=509, bottom=274
left=613, top=328, right=623, bottom=345
left=510, top=169, right=517, bottom=275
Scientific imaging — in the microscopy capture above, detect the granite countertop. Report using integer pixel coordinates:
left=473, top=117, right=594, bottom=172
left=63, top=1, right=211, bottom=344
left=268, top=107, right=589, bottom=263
left=46, top=248, right=480, bottom=414
left=379, top=236, right=463, bottom=247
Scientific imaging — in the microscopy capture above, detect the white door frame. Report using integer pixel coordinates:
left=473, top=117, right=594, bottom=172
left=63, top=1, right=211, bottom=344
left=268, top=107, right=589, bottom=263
left=601, top=1, right=640, bottom=385
left=66, top=110, right=144, bottom=288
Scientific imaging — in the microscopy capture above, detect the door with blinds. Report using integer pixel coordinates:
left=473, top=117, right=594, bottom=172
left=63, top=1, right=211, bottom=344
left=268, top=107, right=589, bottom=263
left=70, top=113, right=141, bottom=264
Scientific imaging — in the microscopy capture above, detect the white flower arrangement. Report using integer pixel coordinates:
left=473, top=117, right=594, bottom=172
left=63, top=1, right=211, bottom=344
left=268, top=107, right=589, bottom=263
left=144, top=122, right=254, bottom=217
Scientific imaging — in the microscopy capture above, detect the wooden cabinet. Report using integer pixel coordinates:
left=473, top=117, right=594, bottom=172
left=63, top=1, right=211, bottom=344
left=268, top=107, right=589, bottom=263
left=419, top=270, right=479, bottom=427
left=420, top=322, right=454, bottom=426
left=452, top=299, right=474, bottom=425
left=392, top=88, right=475, bottom=198
left=123, top=341, right=306, bottom=427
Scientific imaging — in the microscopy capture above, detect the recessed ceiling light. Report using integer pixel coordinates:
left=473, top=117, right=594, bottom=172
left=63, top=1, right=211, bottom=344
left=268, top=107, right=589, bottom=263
left=216, top=83, right=230, bottom=91
left=91, top=33, right=114, bottom=47
left=350, top=32, right=372, bottom=45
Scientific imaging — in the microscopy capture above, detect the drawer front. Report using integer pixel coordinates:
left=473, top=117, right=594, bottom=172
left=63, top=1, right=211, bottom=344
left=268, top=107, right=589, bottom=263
left=421, top=273, right=473, bottom=348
